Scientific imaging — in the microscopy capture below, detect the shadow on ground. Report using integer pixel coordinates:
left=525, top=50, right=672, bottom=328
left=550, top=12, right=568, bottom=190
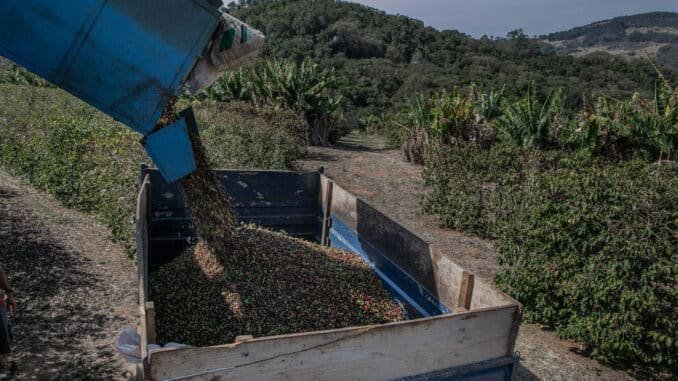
left=0, top=186, right=118, bottom=379
left=515, top=363, right=542, bottom=381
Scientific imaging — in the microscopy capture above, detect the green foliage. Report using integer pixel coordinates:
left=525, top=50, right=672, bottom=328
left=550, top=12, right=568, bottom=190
left=494, top=159, right=676, bottom=368
left=617, top=79, right=677, bottom=159
left=0, top=85, right=144, bottom=254
left=657, top=44, right=678, bottom=68
left=422, top=143, right=523, bottom=236
left=195, top=101, right=307, bottom=170
left=204, top=70, right=254, bottom=102
left=540, top=12, right=678, bottom=68
left=0, top=62, right=52, bottom=87
left=0, top=85, right=307, bottom=254
left=421, top=75, right=678, bottom=371
left=205, top=58, right=343, bottom=145
left=544, top=12, right=678, bottom=43
left=497, top=84, right=563, bottom=148
left=233, top=0, right=669, bottom=123
left=474, top=84, right=505, bottom=123
left=429, top=88, right=476, bottom=138
left=400, top=86, right=496, bottom=163
left=423, top=143, right=677, bottom=371
left=561, top=77, right=677, bottom=160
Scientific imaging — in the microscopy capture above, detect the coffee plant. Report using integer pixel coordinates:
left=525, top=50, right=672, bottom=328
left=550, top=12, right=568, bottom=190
left=0, top=85, right=308, bottom=255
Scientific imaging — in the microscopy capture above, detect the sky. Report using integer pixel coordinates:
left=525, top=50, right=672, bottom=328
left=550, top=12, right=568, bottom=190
left=351, top=0, right=678, bottom=38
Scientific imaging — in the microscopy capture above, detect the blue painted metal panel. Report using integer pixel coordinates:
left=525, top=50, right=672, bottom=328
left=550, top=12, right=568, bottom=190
left=329, top=216, right=451, bottom=318
left=143, top=168, right=321, bottom=264
left=398, top=355, right=519, bottom=381
left=142, top=117, right=197, bottom=183
left=0, top=0, right=221, bottom=135
left=0, top=1, right=105, bottom=80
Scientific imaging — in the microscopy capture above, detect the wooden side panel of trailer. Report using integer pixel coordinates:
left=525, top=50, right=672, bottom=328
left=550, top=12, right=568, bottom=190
left=137, top=176, right=157, bottom=372
left=148, top=305, right=517, bottom=380
left=319, top=175, right=519, bottom=313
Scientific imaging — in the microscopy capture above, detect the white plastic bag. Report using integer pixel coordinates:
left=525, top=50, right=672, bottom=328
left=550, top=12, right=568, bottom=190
left=115, top=326, right=142, bottom=364
left=116, top=326, right=192, bottom=364
left=185, top=12, right=264, bottom=94
left=210, top=13, right=265, bottom=72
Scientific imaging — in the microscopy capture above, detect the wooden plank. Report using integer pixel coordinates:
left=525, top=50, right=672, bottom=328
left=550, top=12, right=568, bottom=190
left=326, top=179, right=441, bottom=294
left=146, top=302, right=157, bottom=345
left=135, top=176, right=151, bottom=379
left=136, top=176, right=150, bottom=306
left=429, top=246, right=516, bottom=310
left=324, top=177, right=358, bottom=231
left=457, top=271, right=475, bottom=311
left=149, top=306, right=518, bottom=381
left=507, top=304, right=523, bottom=356
left=320, top=180, right=334, bottom=246
left=235, top=335, right=254, bottom=343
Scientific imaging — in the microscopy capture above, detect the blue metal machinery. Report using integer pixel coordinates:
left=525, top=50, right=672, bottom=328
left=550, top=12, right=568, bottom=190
left=0, top=0, right=225, bottom=182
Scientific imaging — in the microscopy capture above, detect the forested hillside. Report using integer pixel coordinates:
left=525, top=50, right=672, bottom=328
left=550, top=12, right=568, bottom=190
left=230, top=0, right=674, bottom=124
left=542, top=12, right=678, bottom=68
left=544, top=12, right=678, bottom=42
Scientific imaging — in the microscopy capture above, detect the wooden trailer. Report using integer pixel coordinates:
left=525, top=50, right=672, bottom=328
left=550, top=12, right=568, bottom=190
left=136, top=168, right=522, bottom=380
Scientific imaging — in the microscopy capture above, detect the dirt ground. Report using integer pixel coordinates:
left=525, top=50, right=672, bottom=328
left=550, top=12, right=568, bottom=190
left=297, top=132, right=636, bottom=381
left=0, top=168, right=137, bottom=380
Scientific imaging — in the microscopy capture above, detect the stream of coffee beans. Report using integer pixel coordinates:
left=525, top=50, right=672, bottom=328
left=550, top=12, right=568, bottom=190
left=157, top=100, right=236, bottom=251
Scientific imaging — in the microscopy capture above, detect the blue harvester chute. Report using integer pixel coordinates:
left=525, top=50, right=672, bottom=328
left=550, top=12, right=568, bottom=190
left=0, top=0, right=230, bottom=183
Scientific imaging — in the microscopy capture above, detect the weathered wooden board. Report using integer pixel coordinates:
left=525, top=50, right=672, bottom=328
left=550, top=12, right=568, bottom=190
left=320, top=179, right=334, bottom=246
left=322, top=177, right=438, bottom=292
left=149, top=305, right=518, bottom=381
left=146, top=302, right=157, bottom=345
left=136, top=176, right=155, bottom=368
left=458, top=271, right=474, bottom=311
left=321, top=174, right=518, bottom=312
left=429, top=246, right=518, bottom=311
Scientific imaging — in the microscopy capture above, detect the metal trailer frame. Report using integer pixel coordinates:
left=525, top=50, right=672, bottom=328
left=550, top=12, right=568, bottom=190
left=136, top=169, right=522, bottom=380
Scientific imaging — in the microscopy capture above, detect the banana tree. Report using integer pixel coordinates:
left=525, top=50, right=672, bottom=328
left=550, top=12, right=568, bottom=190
left=203, top=58, right=342, bottom=146
left=498, top=84, right=563, bottom=149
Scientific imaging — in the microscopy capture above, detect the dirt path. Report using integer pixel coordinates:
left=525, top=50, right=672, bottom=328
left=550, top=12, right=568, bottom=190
left=297, top=132, right=635, bottom=381
left=0, top=168, right=137, bottom=380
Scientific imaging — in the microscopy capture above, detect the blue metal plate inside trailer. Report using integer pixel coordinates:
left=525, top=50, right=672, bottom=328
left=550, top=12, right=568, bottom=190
left=329, top=216, right=451, bottom=318
left=399, top=355, right=519, bottom=381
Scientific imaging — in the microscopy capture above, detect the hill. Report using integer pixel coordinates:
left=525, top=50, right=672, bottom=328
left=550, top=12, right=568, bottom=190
left=542, top=12, right=678, bottom=68
left=231, top=2, right=675, bottom=124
